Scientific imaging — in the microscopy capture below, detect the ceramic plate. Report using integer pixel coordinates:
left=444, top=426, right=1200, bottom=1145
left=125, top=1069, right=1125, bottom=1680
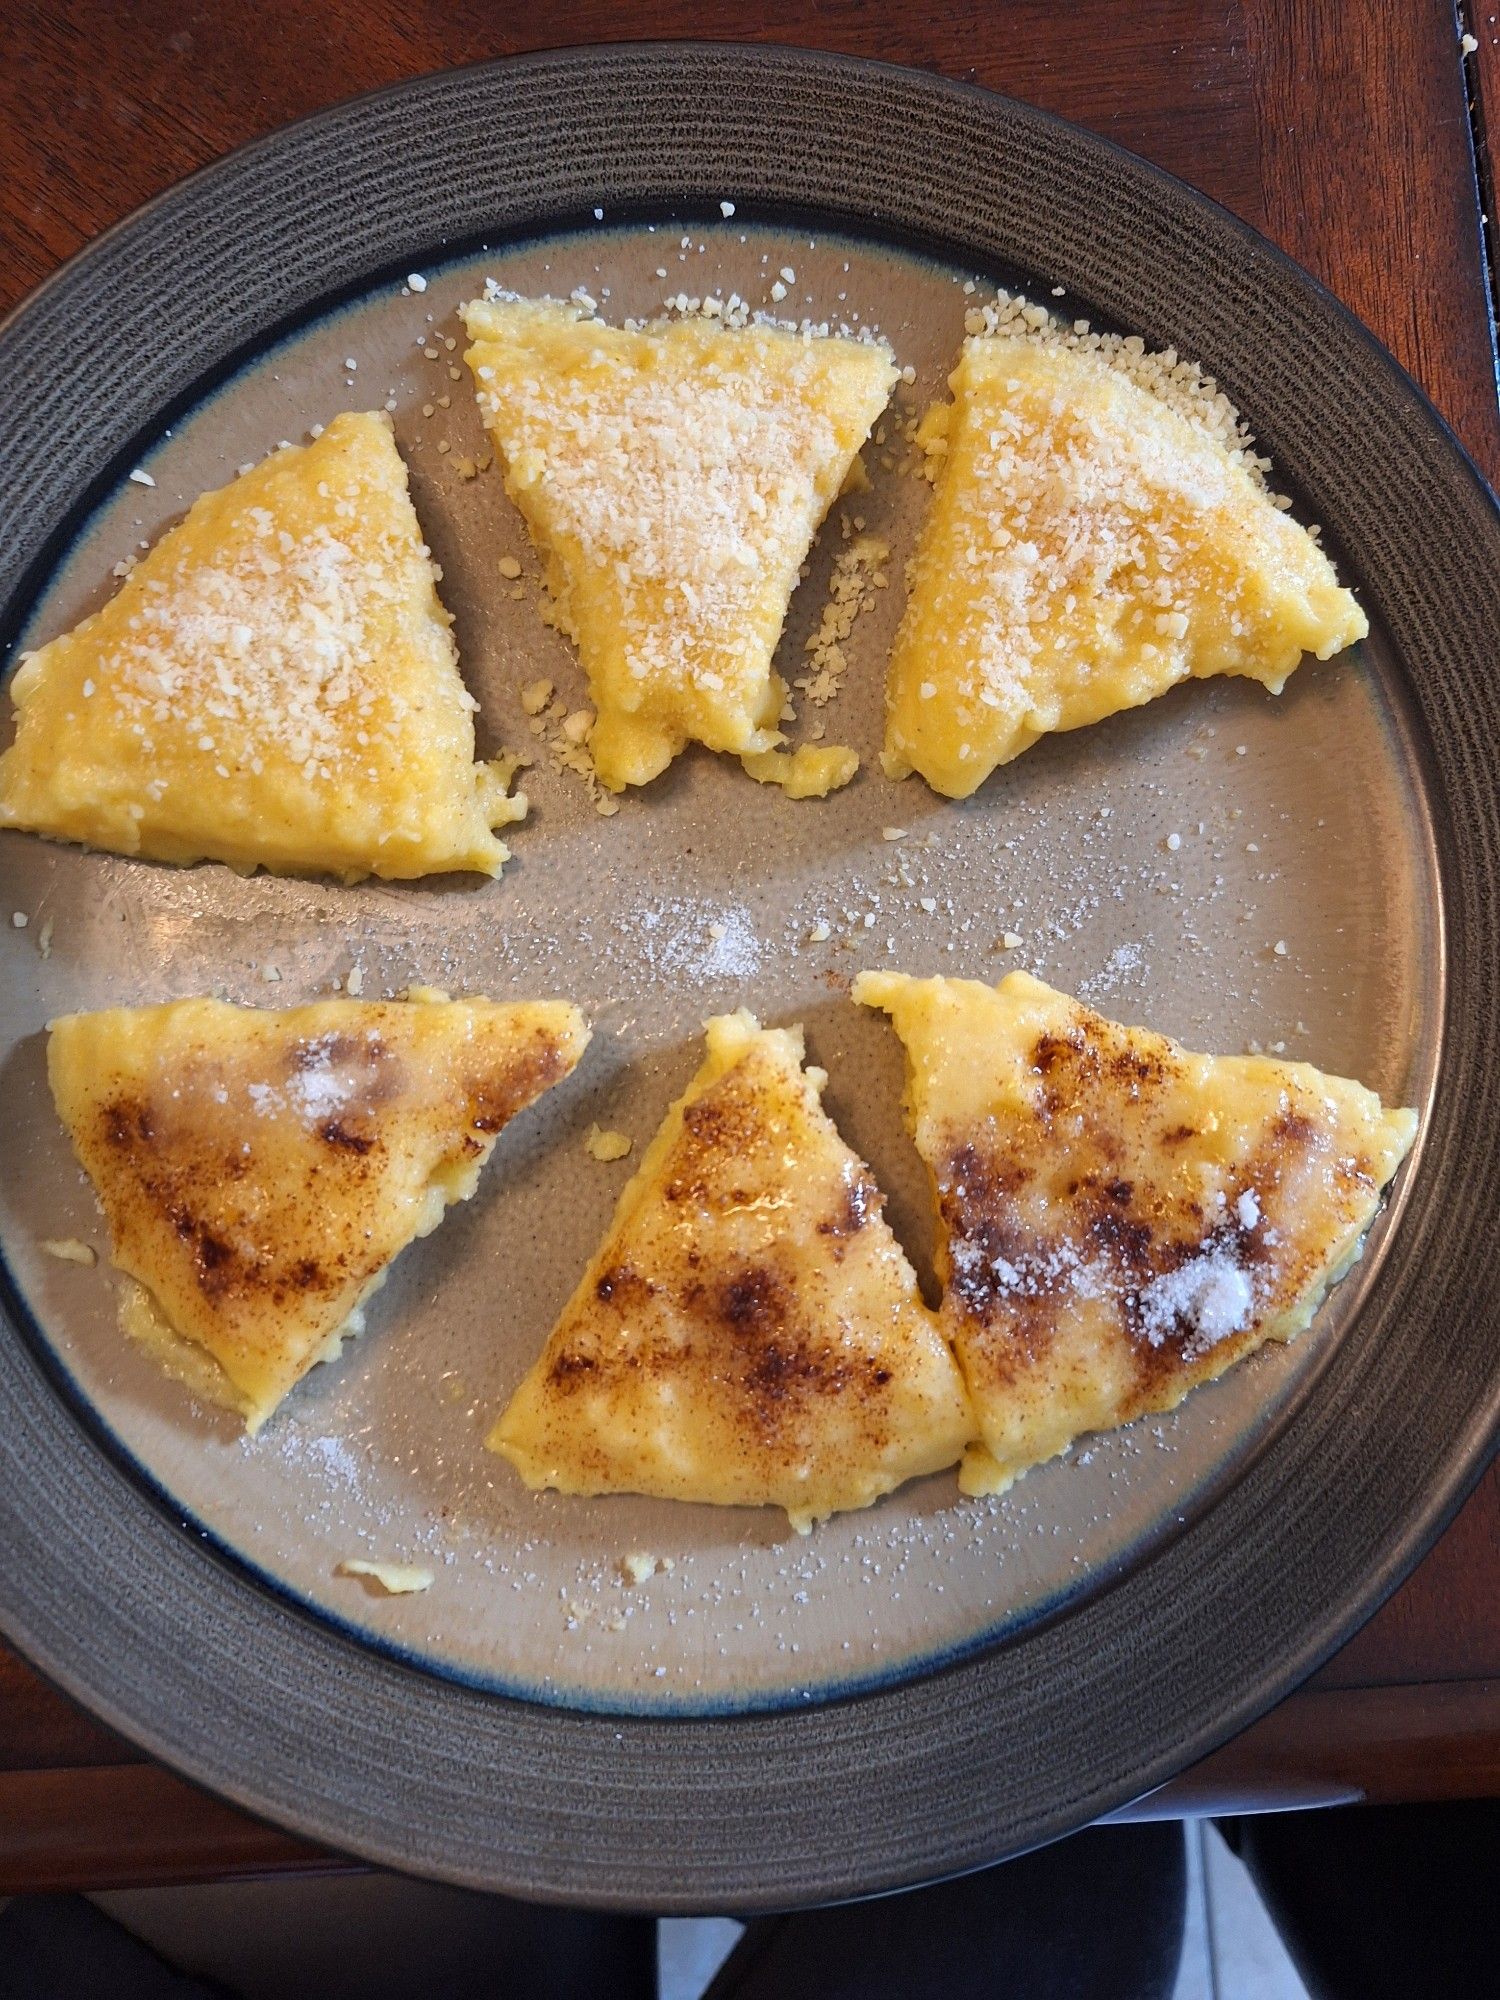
left=0, top=45, right=1496, bottom=1909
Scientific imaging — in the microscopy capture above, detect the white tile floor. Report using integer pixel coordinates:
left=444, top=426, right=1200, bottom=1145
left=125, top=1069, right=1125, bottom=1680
left=81, top=1823, right=1311, bottom=1998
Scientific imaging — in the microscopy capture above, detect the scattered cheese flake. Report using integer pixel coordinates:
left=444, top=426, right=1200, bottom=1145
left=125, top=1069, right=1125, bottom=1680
left=807, top=920, right=832, bottom=943
left=11, top=911, right=27, bottom=929
left=584, top=1124, right=633, bottom=1162
left=1272, top=939, right=1289, bottom=957
left=497, top=555, right=523, bottom=579
left=41, top=1238, right=96, bottom=1266
left=520, top=678, right=554, bottom=715
left=406, top=272, right=428, bottom=292
left=337, top=1559, right=434, bottom=1595
left=346, top=964, right=365, bottom=995
left=719, top=200, right=736, bottom=218
left=1000, top=930, right=1024, bottom=950
left=128, top=468, right=156, bottom=487
left=882, top=827, right=908, bottom=842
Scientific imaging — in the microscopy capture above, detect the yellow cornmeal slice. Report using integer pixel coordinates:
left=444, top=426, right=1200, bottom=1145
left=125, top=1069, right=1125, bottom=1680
left=856, top=970, right=1416, bottom=1495
left=491, top=1010, right=974, bottom=1532
left=0, top=413, right=523, bottom=880
left=461, top=298, right=896, bottom=792
left=883, top=339, right=1368, bottom=798
left=48, top=993, right=588, bottom=1430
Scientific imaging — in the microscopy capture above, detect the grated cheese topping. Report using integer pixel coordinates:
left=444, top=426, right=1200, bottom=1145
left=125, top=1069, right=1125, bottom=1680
left=462, top=296, right=897, bottom=790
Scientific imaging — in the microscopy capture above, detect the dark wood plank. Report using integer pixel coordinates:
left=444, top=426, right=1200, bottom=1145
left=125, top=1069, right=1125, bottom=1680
left=0, top=1765, right=341, bottom=1894
left=0, top=0, right=1262, bottom=323
left=1247, top=0, right=1500, bottom=479
left=0, top=0, right=1495, bottom=1887
left=1120, top=1678, right=1500, bottom=1817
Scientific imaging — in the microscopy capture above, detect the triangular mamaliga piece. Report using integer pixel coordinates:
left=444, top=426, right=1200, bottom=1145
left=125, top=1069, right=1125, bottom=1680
left=882, top=332, right=1367, bottom=798
left=856, top=969, right=1416, bottom=1495
left=0, top=412, right=524, bottom=880
left=48, top=992, right=589, bottom=1430
left=462, top=296, right=897, bottom=793
left=491, top=1010, right=974, bottom=1532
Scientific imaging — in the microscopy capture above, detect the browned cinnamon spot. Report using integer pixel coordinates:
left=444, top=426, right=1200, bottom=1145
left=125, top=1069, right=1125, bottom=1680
left=319, top=1120, right=374, bottom=1154
left=469, top=1028, right=570, bottom=1134
left=594, top=1264, right=656, bottom=1307
left=816, top=1174, right=878, bottom=1255
left=1273, top=1110, right=1318, bottom=1149
left=1161, top=1124, right=1198, bottom=1147
left=103, top=1099, right=155, bottom=1147
left=547, top=1351, right=599, bottom=1384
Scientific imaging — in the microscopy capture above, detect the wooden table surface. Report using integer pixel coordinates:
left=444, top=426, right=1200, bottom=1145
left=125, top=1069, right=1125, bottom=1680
left=1, top=0, right=1497, bottom=1892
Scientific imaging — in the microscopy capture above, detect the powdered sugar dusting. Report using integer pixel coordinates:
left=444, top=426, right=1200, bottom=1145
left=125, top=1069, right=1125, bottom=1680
left=1135, top=1251, right=1254, bottom=1358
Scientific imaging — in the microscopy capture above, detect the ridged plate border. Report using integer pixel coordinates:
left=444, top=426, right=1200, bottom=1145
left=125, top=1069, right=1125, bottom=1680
left=0, top=44, right=1496, bottom=1909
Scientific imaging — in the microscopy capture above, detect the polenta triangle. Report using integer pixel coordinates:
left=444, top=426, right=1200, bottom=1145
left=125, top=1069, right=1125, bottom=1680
left=48, top=992, right=588, bottom=1430
left=883, top=335, right=1368, bottom=798
left=491, top=1011, right=974, bottom=1532
left=462, top=297, right=896, bottom=793
left=856, top=970, right=1416, bottom=1495
left=1, top=412, right=524, bottom=880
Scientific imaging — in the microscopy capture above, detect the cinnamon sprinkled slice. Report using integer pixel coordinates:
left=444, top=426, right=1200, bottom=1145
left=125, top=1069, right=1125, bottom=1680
left=47, top=993, right=588, bottom=1431
left=491, top=1010, right=973, bottom=1532
left=857, top=969, right=1416, bottom=1495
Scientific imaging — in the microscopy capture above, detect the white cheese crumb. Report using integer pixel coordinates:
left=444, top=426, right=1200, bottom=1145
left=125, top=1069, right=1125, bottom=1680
left=622, top=1552, right=662, bottom=1583
left=10, top=910, right=27, bottom=929
left=1272, top=939, right=1289, bottom=957
left=1235, top=743, right=1248, bottom=756
left=128, top=468, right=156, bottom=487
left=406, top=272, right=428, bottom=292
left=1165, top=832, right=1181, bottom=851
left=1000, top=931, right=1024, bottom=950
left=719, top=200, right=736, bottom=218
left=919, top=896, right=938, bottom=914
left=344, top=357, right=357, bottom=371
left=1235, top=1189, right=1262, bottom=1230
left=41, top=1238, right=96, bottom=1266
left=346, top=964, right=365, bottom=995
left=337, top=1559, right=434, bottom=1595
left=594, top=205, right=605, bottom=219
left=497, top=555, right=523, bottom=579
left=882, top=827, right=908, bottom=842
left=585, top=1124, right=633, bottom=1162
left=1463, top=30, right=1479, bottom=53
left=770, top=280, right=787, bottom=302
left=779, top=265, right=796, bottom=283
left=807, top=920, right=832, bottom=943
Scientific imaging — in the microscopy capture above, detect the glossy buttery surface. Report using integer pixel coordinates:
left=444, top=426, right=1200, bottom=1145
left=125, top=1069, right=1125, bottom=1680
left=0, top=222, right=1439, bottom=1711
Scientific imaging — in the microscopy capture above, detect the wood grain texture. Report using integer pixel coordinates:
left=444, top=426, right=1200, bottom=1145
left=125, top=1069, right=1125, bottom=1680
left=0, top=0, right=1495, bottom=1886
